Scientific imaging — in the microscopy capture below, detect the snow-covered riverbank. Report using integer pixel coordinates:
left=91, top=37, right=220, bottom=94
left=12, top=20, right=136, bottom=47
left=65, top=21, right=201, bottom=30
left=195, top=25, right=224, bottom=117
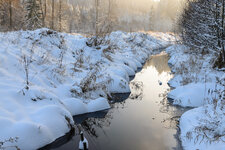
left=166, top=45, right=225, bottom=150
left=0, top=29, right=174, bottom=149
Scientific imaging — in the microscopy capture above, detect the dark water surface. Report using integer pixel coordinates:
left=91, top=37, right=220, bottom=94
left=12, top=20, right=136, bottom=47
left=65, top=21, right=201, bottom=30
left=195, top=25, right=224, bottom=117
left=49, top=52, right=187, bottom=150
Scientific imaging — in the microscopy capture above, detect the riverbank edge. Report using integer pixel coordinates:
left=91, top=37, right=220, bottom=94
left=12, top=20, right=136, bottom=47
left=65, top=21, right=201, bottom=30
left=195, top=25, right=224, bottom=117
left=38, top=46, right=172, bottom=150
left=166, top=44, right=225, bottom=150
left=0, top=28, right=177, bottom=150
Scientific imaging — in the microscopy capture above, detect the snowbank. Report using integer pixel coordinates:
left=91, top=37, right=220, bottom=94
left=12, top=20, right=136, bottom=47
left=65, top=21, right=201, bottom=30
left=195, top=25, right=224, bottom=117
left=180, top=104, right=225, bottom=150
left=0, top=28, right=173, bottom=149
left=166, top=45, right=225, bottom=149
left=62, top=97, right=110, bottom=116
left=168, top=83, right=223, bottom=107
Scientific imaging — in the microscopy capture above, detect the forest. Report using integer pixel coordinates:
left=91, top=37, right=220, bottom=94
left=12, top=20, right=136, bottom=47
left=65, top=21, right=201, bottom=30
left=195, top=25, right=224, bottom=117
left=0, top=0, right=183, bottom=33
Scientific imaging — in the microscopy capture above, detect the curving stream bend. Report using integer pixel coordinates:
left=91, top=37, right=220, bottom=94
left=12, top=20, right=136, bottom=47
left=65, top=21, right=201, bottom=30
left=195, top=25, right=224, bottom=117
left=43, top=52, right=188, bottom=150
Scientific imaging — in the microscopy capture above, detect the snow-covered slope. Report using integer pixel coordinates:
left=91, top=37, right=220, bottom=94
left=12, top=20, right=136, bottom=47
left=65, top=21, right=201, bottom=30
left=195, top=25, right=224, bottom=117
left=166, top=45, right=225, bottom=150
left=166, top=45, right=224, bottom=107
left=180, top=103, right=225, bottom=150
left=0, top=28, right=173, bottom=149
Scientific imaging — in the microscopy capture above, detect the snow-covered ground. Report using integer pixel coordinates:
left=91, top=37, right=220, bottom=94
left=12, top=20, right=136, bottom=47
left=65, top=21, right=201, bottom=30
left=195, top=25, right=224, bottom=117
left=0, top=28, right=174, bottom=149
left=166, top=45, right=225, bottom=150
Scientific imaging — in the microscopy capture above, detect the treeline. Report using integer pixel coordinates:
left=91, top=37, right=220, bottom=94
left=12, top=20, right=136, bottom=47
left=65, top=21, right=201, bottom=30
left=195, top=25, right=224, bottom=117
left=0, top=0, right=118, bottom=34
left=178, top=0, right=225, bottom=68
left=0, top=0, right=23, bottom=31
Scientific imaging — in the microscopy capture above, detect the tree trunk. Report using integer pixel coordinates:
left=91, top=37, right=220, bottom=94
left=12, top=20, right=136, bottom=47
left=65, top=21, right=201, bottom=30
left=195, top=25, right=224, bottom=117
left=59, top=0, right=62, bottom=32
left=44, top=0, right=46, bottom=17
left=94, top=0, right=99, bottom=46
left=9, top=0, right=12, bottom=30
left=215, top=1, right=221, bottom=47
left=42, top=0, right=47, bottom=25
left=39, top=0, right=44, bottom=26
left=107, top=0, right=112, bottom=33
left=222, top=0, right=225, bottom=63
left=51, top=0, right=54, bottom=30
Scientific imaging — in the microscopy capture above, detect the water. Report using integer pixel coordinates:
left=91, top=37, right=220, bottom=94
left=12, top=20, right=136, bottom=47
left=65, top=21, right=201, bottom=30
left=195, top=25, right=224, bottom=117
left=44, top=52, right=188, bottom=150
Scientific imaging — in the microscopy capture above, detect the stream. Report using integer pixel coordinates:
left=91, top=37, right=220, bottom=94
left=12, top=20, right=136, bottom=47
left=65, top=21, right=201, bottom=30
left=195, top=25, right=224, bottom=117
left=43, top=52, right=188, bottom=150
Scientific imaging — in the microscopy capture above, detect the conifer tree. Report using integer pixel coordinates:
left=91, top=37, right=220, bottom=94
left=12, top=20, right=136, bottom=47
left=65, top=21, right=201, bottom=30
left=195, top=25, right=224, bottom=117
left=25, top=0, right=44, bottom=30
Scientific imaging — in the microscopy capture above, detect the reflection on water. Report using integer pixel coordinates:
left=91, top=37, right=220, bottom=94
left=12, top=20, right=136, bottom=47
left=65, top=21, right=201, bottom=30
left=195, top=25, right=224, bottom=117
left=129, top=81, right=143, bottom=101
left=144, top=52, right=171, bottom=74
left=49, top=52, right=187, bottom=150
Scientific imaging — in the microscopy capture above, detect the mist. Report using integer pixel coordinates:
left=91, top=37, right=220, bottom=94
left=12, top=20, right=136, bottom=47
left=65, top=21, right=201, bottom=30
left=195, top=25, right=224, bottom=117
left=68, top=0, right=186, bottom=32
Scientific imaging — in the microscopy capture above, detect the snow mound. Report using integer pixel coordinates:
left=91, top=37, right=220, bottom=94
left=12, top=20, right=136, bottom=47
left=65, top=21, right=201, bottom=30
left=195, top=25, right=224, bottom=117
left=180, top=104, right=225, bottom=150
left=62, top=97, right=110, bottom=116
left=168, top=83, right=223, bottom=107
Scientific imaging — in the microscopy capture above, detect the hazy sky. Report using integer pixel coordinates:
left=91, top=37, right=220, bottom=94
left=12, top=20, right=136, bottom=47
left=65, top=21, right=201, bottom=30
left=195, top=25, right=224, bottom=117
left=68, top=0, right=186, bottom=32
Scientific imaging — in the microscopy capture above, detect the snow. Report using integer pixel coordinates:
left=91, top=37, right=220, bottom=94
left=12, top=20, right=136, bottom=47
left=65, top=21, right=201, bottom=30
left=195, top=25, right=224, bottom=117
left=180, top=105, right=225, bottom=150
left=166, top=45, right=224, bottom=107
left=79, top=137, right=89, bottom=149
left=62, top=97, right=110, bottom=116
left=168, top=82, right=223, bottom=107
left=0, top=28, right=173, bottom=149
left=166, top=44, right=225, bottom=149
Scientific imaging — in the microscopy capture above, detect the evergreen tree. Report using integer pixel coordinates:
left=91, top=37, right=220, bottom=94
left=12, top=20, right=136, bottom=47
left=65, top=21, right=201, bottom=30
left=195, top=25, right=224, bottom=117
left=25, top=0, right=44, bottom=30
left=178, top=0, right=225, bottom=68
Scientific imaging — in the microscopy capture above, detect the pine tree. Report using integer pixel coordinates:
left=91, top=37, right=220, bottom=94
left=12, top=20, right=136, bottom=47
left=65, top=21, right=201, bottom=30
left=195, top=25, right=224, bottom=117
left=179, top=0, right=225, bottom=68
left=25, top=0, right=44, bottom=30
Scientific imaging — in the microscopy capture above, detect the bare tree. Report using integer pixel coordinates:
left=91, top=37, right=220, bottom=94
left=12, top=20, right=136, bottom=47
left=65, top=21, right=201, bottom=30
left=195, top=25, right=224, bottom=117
left=86, top=0, right=117, bottom=47
left=94, top=0, right=100, bottom=46
left=106, top=0, right=118, bottom=33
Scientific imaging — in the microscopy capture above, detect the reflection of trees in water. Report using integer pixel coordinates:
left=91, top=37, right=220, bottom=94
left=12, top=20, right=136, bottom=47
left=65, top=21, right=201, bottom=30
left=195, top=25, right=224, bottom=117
left=129, top=81, right=143, bottom=100
left=45, top=53, right=188, bottom=150
left=141, top=53, right=185, bottom=129
left=110, top=93, right=130, bottom=106
left=158, top=89, right=189, bottom=129
left=158, top=90, right=188, bottom=150
left=77, top=80, right=144, bottom=138
left=76, top=54, right=182, bottom=142
left=77, top=54, right=172, bottom=138
left=144, top=53, right=170, bottom=74
left=77, top=110, right=113, bottom=138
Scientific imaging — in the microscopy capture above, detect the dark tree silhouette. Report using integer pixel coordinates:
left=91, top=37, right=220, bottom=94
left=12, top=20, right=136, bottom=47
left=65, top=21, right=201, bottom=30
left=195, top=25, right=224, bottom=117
left=179, top=0, right=225, bottom=68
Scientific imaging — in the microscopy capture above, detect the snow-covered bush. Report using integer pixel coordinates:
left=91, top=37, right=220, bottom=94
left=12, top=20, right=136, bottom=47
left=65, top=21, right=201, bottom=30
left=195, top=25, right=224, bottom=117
left=72, top=63, right=112, bottom=99
left=180, top=89, right=225, bottom=149
left=0, top=137, right=19, bottom=150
